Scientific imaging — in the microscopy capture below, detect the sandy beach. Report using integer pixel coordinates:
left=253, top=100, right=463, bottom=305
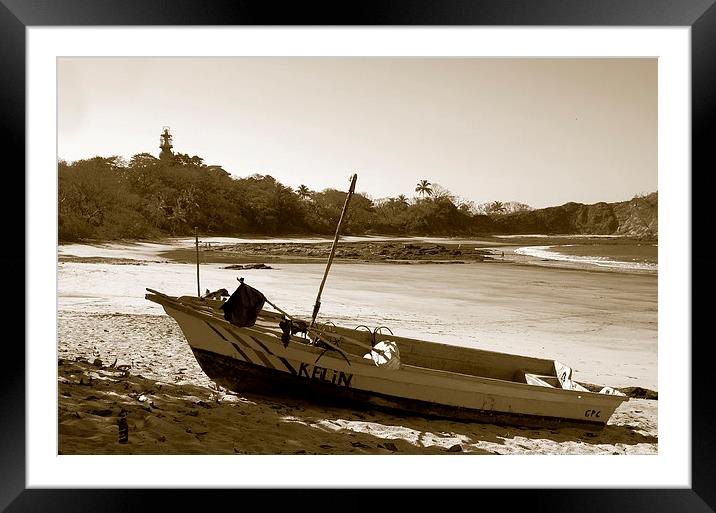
left=57, top=237, right=658, bottom=455
left=57, top=356, right=656, bottom=456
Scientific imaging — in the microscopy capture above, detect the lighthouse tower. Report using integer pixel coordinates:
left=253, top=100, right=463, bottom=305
left=159, top=126, right=174, bottom=161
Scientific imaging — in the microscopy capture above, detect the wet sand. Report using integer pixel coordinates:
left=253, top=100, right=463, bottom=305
left=57, top=238, right=658, bottom=455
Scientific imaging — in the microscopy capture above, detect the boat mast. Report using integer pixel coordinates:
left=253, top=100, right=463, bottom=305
left=195, top=226, right=201, bottom=298
left=310, top=173, right=358, bottom=327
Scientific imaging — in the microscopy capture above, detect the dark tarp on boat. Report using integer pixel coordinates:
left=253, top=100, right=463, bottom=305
left=220, top=281, right=266, bottom=328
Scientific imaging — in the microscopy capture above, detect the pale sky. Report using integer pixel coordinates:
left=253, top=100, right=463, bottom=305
left=58, top=57, right=656, bottom=209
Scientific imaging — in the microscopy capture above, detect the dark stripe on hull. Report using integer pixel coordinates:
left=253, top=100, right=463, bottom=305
left=191, top=348, right=606, bottom=431
left=213, top=325, right=275, bottom=370
left=229, top=342, right=252, bottom=363
left=205, top=321, right=229, bottom=340
left=248, top=335, right=275, bottom=356
left=278, top=357, right=297, bottom=375
left=246, top=343, right=276, bottom=369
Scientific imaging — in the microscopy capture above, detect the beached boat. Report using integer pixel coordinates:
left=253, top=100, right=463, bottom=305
left=145, top=174, right=628, bottom=429
left=145, top=288, right=627, bottom=430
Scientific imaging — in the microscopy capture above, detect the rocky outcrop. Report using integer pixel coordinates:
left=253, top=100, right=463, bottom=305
left=612, top=193, right=658, bottom=237
left=488, top=192, right=657, bottom=237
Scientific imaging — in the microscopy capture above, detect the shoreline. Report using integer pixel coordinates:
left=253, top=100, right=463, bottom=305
left=58, top=232, right=658, bottom=245
left=58, top=236, right=658, bottom=276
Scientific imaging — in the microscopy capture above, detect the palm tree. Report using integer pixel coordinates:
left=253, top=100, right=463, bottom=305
left=396, top=194, right=409, bottom=207
left=295, top=184, right=312, bottom=200
left=415, top=180, right=433, bottom=198
left=486, top=200, right=506, bottom=215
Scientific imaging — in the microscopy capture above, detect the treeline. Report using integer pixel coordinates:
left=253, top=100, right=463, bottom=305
left=58, top=153, right=657, bottom=241
left=58, top=153, right=486, bottom=240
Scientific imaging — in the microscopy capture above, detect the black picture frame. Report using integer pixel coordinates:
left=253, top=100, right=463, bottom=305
left=4, top=0, right=713, bottom=511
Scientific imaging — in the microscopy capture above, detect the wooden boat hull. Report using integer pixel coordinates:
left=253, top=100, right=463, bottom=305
left=191, top=347, right=611, bottom=429
left=146, top=292, right=628, bottom=430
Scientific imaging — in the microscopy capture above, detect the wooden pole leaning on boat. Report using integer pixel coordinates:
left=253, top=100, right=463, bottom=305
left=310, top=173, right=358, bottom=328
left=263, top=296, right=294, bottom=320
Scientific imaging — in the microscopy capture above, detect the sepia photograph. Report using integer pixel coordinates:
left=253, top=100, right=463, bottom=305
left=56, top=56, right=659, bottom=457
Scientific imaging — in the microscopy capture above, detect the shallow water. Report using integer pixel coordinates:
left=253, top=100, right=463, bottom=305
left=514, top=244, right=657, bottom=272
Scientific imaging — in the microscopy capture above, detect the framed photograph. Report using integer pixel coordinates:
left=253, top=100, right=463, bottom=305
left=6, top=0, right=713, bottom=511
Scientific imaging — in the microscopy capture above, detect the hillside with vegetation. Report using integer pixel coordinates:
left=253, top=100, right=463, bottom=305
left=58, top=153, right=657, bottom=241
left=490, top=192, right=658, bottom=238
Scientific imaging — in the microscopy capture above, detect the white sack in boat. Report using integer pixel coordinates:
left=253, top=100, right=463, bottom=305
left=363, top=340, right=401, bottom=369
left=554, top=361, right=589, bottom=392
left=598, top=386, right=626, bottom=396
left=554, top=361, right=625, bottom=395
